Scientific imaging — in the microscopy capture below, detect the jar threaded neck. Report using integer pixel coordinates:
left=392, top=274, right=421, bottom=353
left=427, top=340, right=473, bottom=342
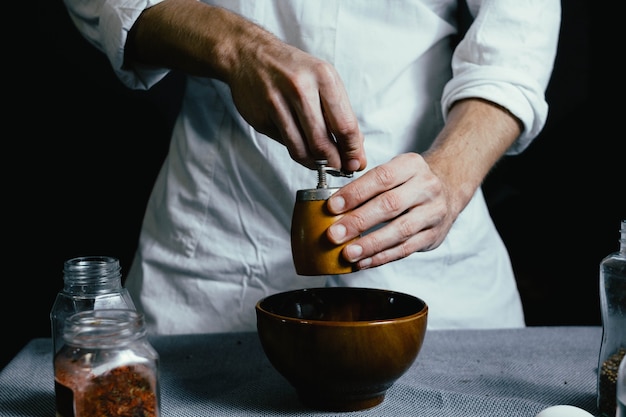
left=63, top=256, right=122, bottom=294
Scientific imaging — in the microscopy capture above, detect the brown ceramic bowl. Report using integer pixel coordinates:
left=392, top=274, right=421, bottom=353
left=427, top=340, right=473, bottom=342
left=255, top=287, right=428, bottom=411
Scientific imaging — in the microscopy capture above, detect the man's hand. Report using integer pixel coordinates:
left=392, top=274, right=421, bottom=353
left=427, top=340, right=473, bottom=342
left=126, top=0, right=367, bottom=173
left=228, top=38, right=366, bottom=173
left=326, top=98, right=522, bottom=270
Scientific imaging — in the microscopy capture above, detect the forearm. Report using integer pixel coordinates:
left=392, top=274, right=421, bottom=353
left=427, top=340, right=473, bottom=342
left=124, top=0, right=274, bottom=82
left=422, top=98, right=522, bottom=217
left=444, top=1, right=560, bottom=151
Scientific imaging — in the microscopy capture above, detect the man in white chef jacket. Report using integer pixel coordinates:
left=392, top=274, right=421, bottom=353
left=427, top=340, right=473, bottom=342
left=61, top=0, right=561, bottom=332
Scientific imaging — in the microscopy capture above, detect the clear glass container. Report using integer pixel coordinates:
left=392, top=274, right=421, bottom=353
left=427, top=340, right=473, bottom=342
left=50, top=256, right=136, bottom=358
left=617, top=355, right=625, bottom=417
left=54, top=309, right=160, bottom=417
left=598, top=220, right=626, bottom=417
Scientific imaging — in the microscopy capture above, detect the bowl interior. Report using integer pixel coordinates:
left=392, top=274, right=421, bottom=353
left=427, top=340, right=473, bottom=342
left=257, top=286, right=426, bottom=323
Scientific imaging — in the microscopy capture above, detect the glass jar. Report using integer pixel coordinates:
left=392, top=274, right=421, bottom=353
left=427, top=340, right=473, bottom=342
left=598, top=220, right=626, bottom=417
left=617, top=355, right=625, bottom=417
left=54, top=309, right=160, bottom=417
left=50, top=256, right=136, bottom=358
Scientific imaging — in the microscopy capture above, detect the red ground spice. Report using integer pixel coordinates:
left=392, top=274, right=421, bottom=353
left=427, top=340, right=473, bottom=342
left=55, top=363, right=159, bottom=417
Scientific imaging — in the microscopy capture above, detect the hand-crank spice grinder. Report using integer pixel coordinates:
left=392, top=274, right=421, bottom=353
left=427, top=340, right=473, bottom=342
left=291, top=160, right=359, bottom=276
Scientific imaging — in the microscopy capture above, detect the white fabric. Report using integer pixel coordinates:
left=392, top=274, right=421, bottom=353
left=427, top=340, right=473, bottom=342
left=61, top=0, right=561, bottom=333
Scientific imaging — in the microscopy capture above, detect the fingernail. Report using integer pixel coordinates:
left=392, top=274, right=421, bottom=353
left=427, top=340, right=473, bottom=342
left=357, top=257, right=372, bottom=269
left=328, top=223, right=346, bottom=242
left=347, top=159, right=361, bottom=172
left=328, top=195, right=345, bottom=212
left=345, top=244, right=363, bottom=261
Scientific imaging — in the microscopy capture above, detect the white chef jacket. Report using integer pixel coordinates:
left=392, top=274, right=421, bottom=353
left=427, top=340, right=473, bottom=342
left=63, top=0, right=561, bottom=332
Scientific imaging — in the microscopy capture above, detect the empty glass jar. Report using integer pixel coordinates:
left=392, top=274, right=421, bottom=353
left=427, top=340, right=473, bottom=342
left=50, top=256, right=136, bottom=358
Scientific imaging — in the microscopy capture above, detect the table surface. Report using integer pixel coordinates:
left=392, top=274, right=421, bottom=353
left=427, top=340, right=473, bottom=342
left=0, top=326, right=601, bottom=417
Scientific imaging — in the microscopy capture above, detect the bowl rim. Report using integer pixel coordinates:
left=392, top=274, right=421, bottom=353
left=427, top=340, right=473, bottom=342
left=255, top=287, right=428, bottom=326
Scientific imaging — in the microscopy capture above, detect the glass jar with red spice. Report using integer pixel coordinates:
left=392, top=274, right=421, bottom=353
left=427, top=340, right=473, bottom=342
left=54, top=309, right=160, bottom=417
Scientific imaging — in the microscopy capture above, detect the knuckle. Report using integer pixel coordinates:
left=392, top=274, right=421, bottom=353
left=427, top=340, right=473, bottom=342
left=397, top=217, right=415, bottom=241
left=379, top=191, right=403, bottom=214
left=398, top=241, right=414, bottom=259
left=286, top=144, right=308, bottom=162
left=362, top=233, right=383, bottom=254
left=333, top=117, right=359, bottom=138
left=308, top=138, right=336, bottom=156
left=313, top=60, right=338, bottom=81
left=371, top=247, right=398, bottom=268
left=348, top=210, right=368, bottom=234
left=371, top=165, right=396, bottom=188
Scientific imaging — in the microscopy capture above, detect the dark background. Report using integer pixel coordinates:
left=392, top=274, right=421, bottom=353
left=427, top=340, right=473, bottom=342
left=6, top=0, right=621, bottom=370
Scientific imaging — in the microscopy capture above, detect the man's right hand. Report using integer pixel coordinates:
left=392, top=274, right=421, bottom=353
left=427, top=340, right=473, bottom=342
left=126, top=0, right=367, bottom=173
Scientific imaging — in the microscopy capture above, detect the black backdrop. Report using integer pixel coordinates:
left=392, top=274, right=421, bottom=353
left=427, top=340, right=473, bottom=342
left=7, top=0, right=621, bottom=370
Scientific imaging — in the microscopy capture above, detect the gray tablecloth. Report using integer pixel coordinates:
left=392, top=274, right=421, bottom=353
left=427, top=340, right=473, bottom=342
left=0, top=326, right=600, bottom=416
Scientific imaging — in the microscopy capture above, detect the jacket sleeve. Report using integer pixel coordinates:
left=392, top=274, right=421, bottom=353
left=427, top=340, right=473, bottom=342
left=441, top=0, right=561, bottom=154
left=62, top=0, right=170, bottom=90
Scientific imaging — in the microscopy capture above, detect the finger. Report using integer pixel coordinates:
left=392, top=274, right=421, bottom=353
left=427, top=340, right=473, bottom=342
left=288, top=71, right=344, bottom=168
left=329, top=155, right=416, bottom=215
left=354, top=209, right=435, bottom=259
left=346, top=206, right=445, bottom=270
left=352, top=225, right=436, bottom=269
left=318, top=71, right=367, bottom=172
left=329, top=182, right=417, bottom=247
left=267, top=92, right=312, bottom=164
